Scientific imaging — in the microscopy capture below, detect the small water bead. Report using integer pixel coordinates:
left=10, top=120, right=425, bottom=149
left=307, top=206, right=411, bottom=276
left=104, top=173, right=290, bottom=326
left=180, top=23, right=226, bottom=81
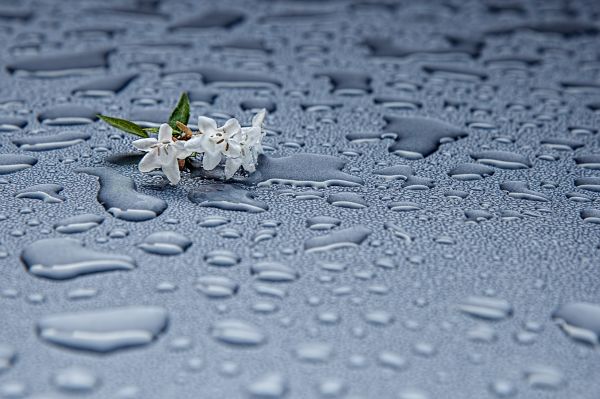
left=294, top=342, right=333, bottom=363
left=253, top=284, right=287, bottom=298
left=26, top=293, right=45, bottom=304
left=448, top=163, right=495, bottom=180
left=364, top=310, right=394, bottom=326
left=488, top=379, right=517, bottom=397
left=331, top=286, right=353, bottom=296
left=186, top=357, right=205, bottom=372
left=168, top=337, right=193, bottom=352
left=198, top=215, right=230, bottom=228
left=67, top=288, right=98, bottom=300
left=372, top=165, right=412, bottom=180
left=464, top=209, right=493, bottom=223
left=0, top=381, right=27, bottom=398
left=377, top=351, right=408, bottom=371
left=319, top=262, right=347, bottom=272
left=54, top=214, right=104, bottom=234
left=471, top=150, right=531, bottom=169
left=327, top=192, right=367, bottom=208
left=458, top=296, right=513, bottom=320
left=346, top=354, right=368, bottom=369
left=317, top=311, right=341, bottom=325
left=412, top=342, right=437, bottom=357
left=251, top=301, right=278, bottom=314
left=108, top=227, right=129, bottom=239
left=402, top=176, right=434, bottom=190
left=0, top=345, right=16, bottom=373
left=195, top=276, right=239, bottom=299
left=245, top=373, right=288, bottom=398
left=219, top=360, right=241, bottom=377
left=253, top=229, right=277, bottom=243
left=523, top=365, right=565, bottom=390
left=210, top=319, right=266, bottom=347
left=354, top=270, right=375, bottom=280
left=52, top=366, right=99, bottom=393
left=307, top=216, right=341, bottom=230
left=316, top=378, right=347, bottom=398
left=218, top=227, right=243, bottom=239
left=397, top=387, right=429, bottom=399
left=467, top=324, right=498, bottom=343
left=156, top=282, right=178, bottom=293
left=305, top=226, right=371, bottom=253
left=251, top=262, right=299, bottom=282
left=9, top=229, right=25, bottom=238
left=138, top=231, right=191, bottom=255
left=204, top=250, right=240, bottom=267
left=114, top=385, right=141, bottom=399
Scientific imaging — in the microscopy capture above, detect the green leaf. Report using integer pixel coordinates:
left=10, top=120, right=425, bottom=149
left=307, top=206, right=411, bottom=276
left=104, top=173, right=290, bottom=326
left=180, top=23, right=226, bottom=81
left=168, top=92, right=190, bottom=130
left=143, top=127, right=159, bottom=134
left=98, top=114, right=148, bottom=138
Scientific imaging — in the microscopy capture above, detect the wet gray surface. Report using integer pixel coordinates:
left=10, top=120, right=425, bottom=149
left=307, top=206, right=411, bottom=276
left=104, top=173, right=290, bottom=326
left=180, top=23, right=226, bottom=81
left=0, top=0, right=600, bottom=397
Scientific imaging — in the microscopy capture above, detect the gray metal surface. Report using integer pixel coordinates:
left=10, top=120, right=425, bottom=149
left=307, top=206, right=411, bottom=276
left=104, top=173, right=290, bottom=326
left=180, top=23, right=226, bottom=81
left=0, top=0, right=599, bottom=397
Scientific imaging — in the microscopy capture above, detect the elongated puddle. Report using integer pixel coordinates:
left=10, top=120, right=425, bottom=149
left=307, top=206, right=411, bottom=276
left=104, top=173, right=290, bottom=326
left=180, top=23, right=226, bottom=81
left=77, top=167, right=167, bottom=221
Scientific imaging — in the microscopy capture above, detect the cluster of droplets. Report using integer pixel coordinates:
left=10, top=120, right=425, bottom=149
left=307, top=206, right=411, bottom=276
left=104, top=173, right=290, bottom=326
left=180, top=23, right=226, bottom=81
left=0, top=0, right=600, bottom=398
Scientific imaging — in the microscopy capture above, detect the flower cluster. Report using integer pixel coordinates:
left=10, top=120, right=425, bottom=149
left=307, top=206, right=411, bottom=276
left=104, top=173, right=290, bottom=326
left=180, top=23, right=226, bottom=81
left=98, top=92, right=267, bottom=185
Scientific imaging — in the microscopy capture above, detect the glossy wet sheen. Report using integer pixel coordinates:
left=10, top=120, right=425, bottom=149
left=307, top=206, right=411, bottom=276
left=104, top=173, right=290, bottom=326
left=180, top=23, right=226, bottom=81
left=0, top=0, right=600, bottom=398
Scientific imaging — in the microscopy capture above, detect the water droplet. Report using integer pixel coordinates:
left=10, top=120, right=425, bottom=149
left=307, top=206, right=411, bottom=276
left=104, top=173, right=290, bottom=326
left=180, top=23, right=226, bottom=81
left=138, top=231, right=192, bottom=255
left=553, top=302, right=600, bottom=345
left=21, top=238, right=135, bottom=280
left=52, top=366, right=99, bottom=393
left=210, top=319, right=266, bottom=346
left=77, top=167, right=167, bottom=221
left=37, top=306, right=168, bottom=353
left=304, top=226, right=371, bottom=253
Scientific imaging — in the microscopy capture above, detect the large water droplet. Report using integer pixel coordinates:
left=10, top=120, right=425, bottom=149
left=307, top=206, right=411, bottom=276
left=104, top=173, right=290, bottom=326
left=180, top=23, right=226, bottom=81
left=37, top=306, right=168, bottom=353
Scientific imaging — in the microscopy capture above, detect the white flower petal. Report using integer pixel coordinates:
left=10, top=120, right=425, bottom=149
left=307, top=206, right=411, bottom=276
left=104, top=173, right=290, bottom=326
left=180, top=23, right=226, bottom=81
left=224, top=157, right=243, bottom=179
left=161, top=156, right=181, bottom=185
left=198, top=116, right=218, bottom=135
left=132, top=138, right=157, bottom=151
left=185, top=135, right=207, bottom=152
left=223, top=141, right=242, bottom=157
left=202, top=152, right=222, bottom=170
left=158, top=144, right=177, bottom=165
left=243, top=126, right=261, bottom=147
left=252, top=108, right=266, bottom=127
left=158, top=123, right=173, bottom=143
left=138, top=150, right=161, bottom=172
left=222, top=118, right=241, bottom=136
left=241, top=151, right=257, bottom=172
left=242, top=160, right=256, bottom=173
left=172, top=141, right=193, bottom=159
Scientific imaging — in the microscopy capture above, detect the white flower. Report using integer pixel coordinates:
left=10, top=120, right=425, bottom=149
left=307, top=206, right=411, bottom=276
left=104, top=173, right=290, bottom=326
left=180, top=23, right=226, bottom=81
left=239, top=108, right=267, bottom=174
left=185, top=117, right=242, bottom=170
left=132, top=123, right=192, bottom=185
left=184, top=109, right=267, bottom=179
